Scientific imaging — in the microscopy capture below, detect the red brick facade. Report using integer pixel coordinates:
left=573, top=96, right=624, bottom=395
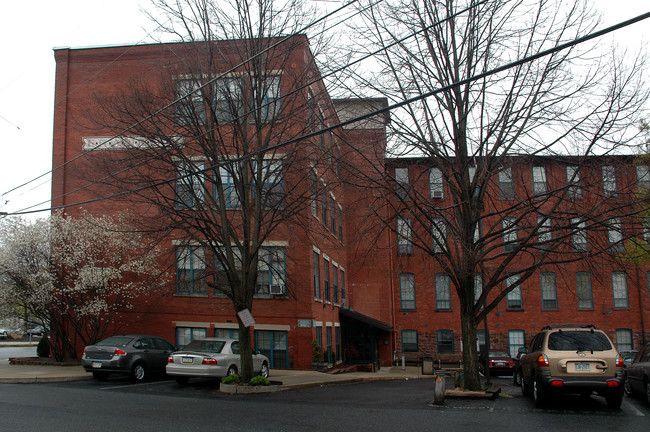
left=52, top=38, right=649, bottom=370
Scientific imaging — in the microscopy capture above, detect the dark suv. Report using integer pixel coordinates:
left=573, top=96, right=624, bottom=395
left=519, top=325, right=624, bottom=408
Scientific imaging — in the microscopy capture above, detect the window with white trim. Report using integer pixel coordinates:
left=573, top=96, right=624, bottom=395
left=176, top=245, right=207, bottom=295
left=508, top=330, right=526, bottom=358
left=435, top=274, right=451, bottom=310
left=397, top=217, right=413, bottom=255
left=612, top=272, right=629, bottom=309
left=255, top=247, right=286, bottom=296
left=607, top=217, right=624, bottom=253
left=432, top=218, right=447, bottom=253
left=540, top=272, right=557, bottom=309
left=499, top=167, right=514, bottom=199
left=532, top=166, right=548, bottom=196
left=400, top=273, right=416, bottom=310
left=506, top=274, right=522, bottom=310
left=502, top=217, right=518, bottom=252
left=576, top=272, right=593, bottom=309
left=602, top=165, right=618, bottom=197
left=572, top=218, right=588, bottom=252
left=615, top=329, right=633, bottom=351
left=566, top=166, right=583, bottom=199
left=176, top=161, right=205, bottom=209
left=429, top=167, right=444, bottom=199
left=395, top=167, right=410, bottom=199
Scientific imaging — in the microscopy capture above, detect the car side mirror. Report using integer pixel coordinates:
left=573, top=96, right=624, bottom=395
left=133, top=341, right=142, bottom=349
left=518, top=347, right=527, bottom=354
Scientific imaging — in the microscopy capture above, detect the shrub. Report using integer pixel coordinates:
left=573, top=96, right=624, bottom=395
left=249, top=375, right=270, bottom=386
left=221, top=374, right=240, bottom=385
left=36, top=337, right=50, bottom=358
left=312, top=339, right=323, bottom=362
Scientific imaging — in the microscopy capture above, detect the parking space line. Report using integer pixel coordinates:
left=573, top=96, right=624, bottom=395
left=101, top=381, right=170, bottom=390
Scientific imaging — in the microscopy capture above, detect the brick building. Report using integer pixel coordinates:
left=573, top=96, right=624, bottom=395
left=52, top=37, right=649, bottom=370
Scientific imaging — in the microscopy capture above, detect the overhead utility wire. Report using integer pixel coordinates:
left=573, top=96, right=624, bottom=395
left=30, top=0, right=484, bottom=213
left=6, top=7, right=649, bottom=216
left=0, top=0, right=360, bottom=206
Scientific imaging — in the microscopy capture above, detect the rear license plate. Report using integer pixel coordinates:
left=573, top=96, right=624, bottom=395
left=182, top=357, right=193, bottom=364
left=574, top=362, right=590, bottom=371
left=92, top=362, right=102, bottom=369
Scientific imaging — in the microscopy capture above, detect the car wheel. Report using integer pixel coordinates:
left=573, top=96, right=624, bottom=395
left=606, top=391, right=623, bottom=409
left=521, top=374, right=531, bottom=396
left=533, top=377, right=547, bottom=408
left=260, top=362, right=269, bottom=378
left=92, top=371, right=109, bottom=381
left=227, top=365, right=238, bottom=376
left=175, top=377, right=189, bottom=386
left=131, top=363, right=147, bottom=382
left=624, top=374, right=633, bottom=396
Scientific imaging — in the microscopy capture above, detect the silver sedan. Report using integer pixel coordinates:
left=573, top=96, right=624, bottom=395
left=166, top=338, right=270, bottom=385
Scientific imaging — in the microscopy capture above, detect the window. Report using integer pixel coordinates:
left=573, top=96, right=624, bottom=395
left=330, top=197, right=336, bottom=233
left=437, top=330, right=454, bottom=354
left=637, top=165, right=650, bottom=191
left=255, top=330, right=288, bottom=369
left=435, top=274, right=452, bottom=310
left=176, top=161, right=205, bottom=209
left=176, top=246, right=206, bottom=295
left=336, top=327, right=341, bottom=362
left=332, top=265, right=339, bottom=304
left=602, top=165, right=618, bottom=197
left=218, top=164, right=240, bottom=208
left=397, top=217, right=413, bottom=255
left=176, top=327, right=207, bottom=348
left=615, top=329, right=633, bottom=351
left=400, top=273, right=416, bottom=310
left=576, top=272, right=593, bottom=309
left=572, top=218, right=588, bottom=252
left=253, top=75, right=281, bottom=122
left=537, top=216, right=552, bottom=251
left=214, top=328, right=238, bottom=339
left=326, top=326, right=333, bottom=364
left=313, top=251, right=320, bottom=299
left=429, top=168, right=444, bottom=199
left=315, top=326, right=322, bottom=359
left=468, top=166, right=479, bottom=198
left=474, top=273, right=483, bottom=308
left=506, top=274, right=522, bottom=310
left=608, top=217, right=624, bottom=253
left=338, top=205, right=343, bottom=242
left=255, top=247, right=286, bottom=296
left=502, top=217, right=518, bottom=252
left=176, top=78, right=206, bottom=124
left=395, top=167, right=410, bottom=199
left=432, top=218, right=447, bottom=253
left=566, top=166, right=583, bottom=199
left=402, top=330, right=419, bottom=352
left=532, top=166, right=547, bottom=196
left=254, top=159, right=284, bottom=208
left=612, top=272, right=629, bottom=308
left=323, top=257, right=330, bottom=301
left=540, top=272, right=557, bottom=309
left=508, top=330, right=526, bottom=358
left=477, top=329, right=489, bottom=353
left=310, top=171, right=318, bottom=217
left=214, top=248, right=242, bottom=296
left=499, top=167, right=515, bottom=199
left=215, top=76, right=243, bottom=121
left=340, top=269, right=346, bottom=307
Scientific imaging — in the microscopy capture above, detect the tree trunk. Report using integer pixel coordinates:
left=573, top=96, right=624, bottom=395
left=238, top=316, right=254, bottom=382
left=460, top=309, right=481, bottom=391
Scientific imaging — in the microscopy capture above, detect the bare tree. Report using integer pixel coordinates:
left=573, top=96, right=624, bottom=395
left=0, top=213, right=166, bottom=361
left=79, top=0, right=337, bottom=380
left=341, top=0, right=649, bottom=389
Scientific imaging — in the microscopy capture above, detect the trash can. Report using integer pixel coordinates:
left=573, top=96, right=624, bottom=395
left=422, top=356, right=435, bottom=375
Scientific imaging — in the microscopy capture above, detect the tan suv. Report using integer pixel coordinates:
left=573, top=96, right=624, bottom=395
left=519, top=325, right=625, bottom=408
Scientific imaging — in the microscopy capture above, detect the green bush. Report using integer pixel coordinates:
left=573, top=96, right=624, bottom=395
left=249, top=375, right=270, bottom=386
left=36, top=337, right=50, bottom=358
left=221, top=374, right=240, bottom=385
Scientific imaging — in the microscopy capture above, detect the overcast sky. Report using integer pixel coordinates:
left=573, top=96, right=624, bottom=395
left=0, top=0, right=647, bottom=218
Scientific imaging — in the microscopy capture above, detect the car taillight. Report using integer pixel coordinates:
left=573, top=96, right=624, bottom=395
left=114, top=349, right=126, bottom=356
left=536, top=354, right=549, bottom=367
left=167, top=356, right=174, bottom=363
left=508, top=360, right=514, bottom=366
left=550, top=379, right=564, bottom=387
left=615, top=355, right=624, bottom=368
left=202, top=358, right=218, bottom=365
left=607, top=379, right=619, bottom=387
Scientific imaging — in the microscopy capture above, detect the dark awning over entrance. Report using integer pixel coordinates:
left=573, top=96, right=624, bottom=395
left=339, top=308, right=392, bottom=332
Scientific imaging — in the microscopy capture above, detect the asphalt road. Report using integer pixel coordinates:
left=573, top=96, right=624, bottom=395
left=1, top=376, right=648, bottom=431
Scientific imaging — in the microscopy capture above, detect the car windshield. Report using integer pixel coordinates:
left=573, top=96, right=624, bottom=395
left=183, top=340, right=225, bottom=353
left=489, top=351, right=510, bottom=358
left=548, top=331, right=612, bottom=351
left=96, top=336, right=134, bottom=347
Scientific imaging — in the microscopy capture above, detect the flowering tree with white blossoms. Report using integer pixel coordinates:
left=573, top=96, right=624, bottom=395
left=0, top=212, right=167, bottom=360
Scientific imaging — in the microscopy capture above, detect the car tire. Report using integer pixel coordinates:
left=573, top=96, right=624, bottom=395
left=260, top=362, right=269, bottom=378
left=533, top=377, right=547, bottom=408
left=131, top=363, right=147, bottom=382
left=92, top=371, right=109, bottom=381
left=175, top=377, right=189, bottom=386
left=227, top=365, right=238, bottom=376
left=521, top=374, right=532, bottom=396
left=606, top=391, right=623, bottom=409
left=624, top=374, right=633, bottom=396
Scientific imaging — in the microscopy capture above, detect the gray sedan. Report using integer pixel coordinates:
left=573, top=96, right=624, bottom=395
left=624, top=342, right=650, bottom=405
left=82, top=335, right=174, bottom=382
left=166, top=338, right=270, bottom=385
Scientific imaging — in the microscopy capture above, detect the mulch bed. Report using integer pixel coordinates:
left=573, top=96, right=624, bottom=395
left=9, top=357, right=81, bottom=366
